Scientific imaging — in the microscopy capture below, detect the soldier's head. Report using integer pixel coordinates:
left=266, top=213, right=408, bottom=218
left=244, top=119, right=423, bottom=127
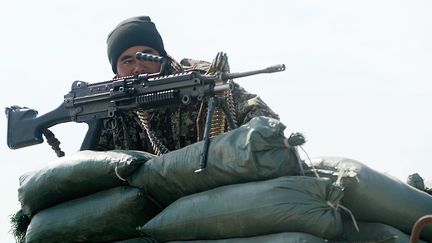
left=107, top=16, right=167, bottom=77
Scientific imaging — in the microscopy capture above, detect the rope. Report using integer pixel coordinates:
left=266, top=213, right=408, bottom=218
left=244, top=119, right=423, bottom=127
left=283, top=133, right=320, bottom=178
left=114, top=166, right=127, bottom=182
left=327, top=201, right=359, bottom=232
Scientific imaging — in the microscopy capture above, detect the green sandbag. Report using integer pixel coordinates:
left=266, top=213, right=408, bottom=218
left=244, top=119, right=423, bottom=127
left=113, top=237, right=158, bottom=243
left=341, top=220, right=427, bottom=243
left=166, top=232, right=328, bottom=243
left=25, top=186, right=161, bottom=243
left=139, top=176, right=344, bottom=242
left=305, top=157, right=432, bottom=242
left=128, top=116, right=301, bottom=206
left=19, top=150, right=154, bottom=217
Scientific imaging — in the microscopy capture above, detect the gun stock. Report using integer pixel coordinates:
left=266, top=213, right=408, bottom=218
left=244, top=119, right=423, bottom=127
left=6, top=104, right=71, bottom=149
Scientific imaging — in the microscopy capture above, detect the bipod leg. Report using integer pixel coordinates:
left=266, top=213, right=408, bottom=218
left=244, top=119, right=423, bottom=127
left=195, top=96, right=217, bottom=173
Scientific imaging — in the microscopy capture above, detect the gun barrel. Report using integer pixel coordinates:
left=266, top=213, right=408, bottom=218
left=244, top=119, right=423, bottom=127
left=265, top=64, right=286, bottom=73
left=223, top=64, right=285, bottom=80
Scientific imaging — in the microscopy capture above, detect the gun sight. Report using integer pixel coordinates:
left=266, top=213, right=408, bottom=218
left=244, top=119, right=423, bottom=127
left=135, top=52, right=165, bottom=63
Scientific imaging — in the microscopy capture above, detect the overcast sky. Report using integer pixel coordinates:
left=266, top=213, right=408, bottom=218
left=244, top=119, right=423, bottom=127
left=1, top=0, right=431, bottom=242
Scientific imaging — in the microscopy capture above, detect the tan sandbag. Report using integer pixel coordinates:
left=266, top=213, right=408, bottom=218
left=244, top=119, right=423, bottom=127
left=128, top=116, right=301, bottom=206
left=19, top=150, right=154, bottom=217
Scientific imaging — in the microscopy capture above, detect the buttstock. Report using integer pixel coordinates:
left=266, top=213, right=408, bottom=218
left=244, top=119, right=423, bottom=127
left=5, top=104, right=71, bottom=149
left=6, top=106, right=44, bottom=149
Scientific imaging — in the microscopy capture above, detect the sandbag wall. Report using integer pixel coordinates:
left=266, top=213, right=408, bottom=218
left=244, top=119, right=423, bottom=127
left=15, top=116, right=432, bottom=242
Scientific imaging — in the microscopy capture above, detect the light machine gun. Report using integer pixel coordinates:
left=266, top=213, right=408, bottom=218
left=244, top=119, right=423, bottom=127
left=6, top=53, right=285, bottom=171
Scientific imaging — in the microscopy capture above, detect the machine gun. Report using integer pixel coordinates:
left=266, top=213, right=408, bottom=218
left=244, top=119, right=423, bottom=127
left=6, top=53, right=285, bottom=171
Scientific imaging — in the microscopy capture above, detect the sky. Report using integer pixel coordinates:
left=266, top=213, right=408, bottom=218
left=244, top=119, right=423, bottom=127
left=1, top=0, right=431, bottom=242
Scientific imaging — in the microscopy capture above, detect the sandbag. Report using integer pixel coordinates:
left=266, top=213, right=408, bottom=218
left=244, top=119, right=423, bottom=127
left=139, top=176, right=344, bottom=242
left=19, top=150, right=154, bottom=217
left=341, top=220, right=427, bottom=243
left=128, top=116, right=301, bottom=206
left=113, top=237, right=158, bottom=243
left=166, top=232, right=328, bottom=243
left=25, top=186, right=161, bottom=243
left=305, top=157, right=432, bottom=242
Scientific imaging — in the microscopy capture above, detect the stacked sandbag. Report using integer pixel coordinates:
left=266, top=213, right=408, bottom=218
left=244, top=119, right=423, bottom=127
left=126, top=117, right=348, bottom=242
left=138, top=176, right=344, bottom=242
left=127, top=222, right=428, bottom=243
left=25, top=187, right=160, bottom=243
left=165, top=232, right=329, bottom=243
left=305, top=157, right=432, bottom=242
left=128, top=118, right=432, bottom=243
left=341, top=220, right=427, bottom=243
left=19, top=150, right=155, bottom=217
left=16, top=116, right=431, bottom=242
left=113, top=238, right=159, bottom=243
left=128, top=116, right=302, bottom=206
left=18, top=150, right=162, bottom=243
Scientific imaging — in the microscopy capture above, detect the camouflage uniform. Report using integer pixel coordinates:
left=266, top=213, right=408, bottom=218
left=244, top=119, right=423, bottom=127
left=95, top=57, right=279, bottom=153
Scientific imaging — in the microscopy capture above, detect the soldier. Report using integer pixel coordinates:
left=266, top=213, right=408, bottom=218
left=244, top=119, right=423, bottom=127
left=96, top=15, right=279, bottom=154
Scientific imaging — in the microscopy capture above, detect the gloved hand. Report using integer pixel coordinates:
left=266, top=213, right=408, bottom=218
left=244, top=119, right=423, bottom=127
left=206, top=52, right=230, bottom=75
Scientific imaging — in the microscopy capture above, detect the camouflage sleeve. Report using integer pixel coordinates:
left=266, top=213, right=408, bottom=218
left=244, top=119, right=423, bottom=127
left=94, top=122, right=115, bottom=151
left=234, top=84, right=280, bottom=125
left=179, top=58, right=211, bottom=73
left=93, top=112, right=149, bottom=151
